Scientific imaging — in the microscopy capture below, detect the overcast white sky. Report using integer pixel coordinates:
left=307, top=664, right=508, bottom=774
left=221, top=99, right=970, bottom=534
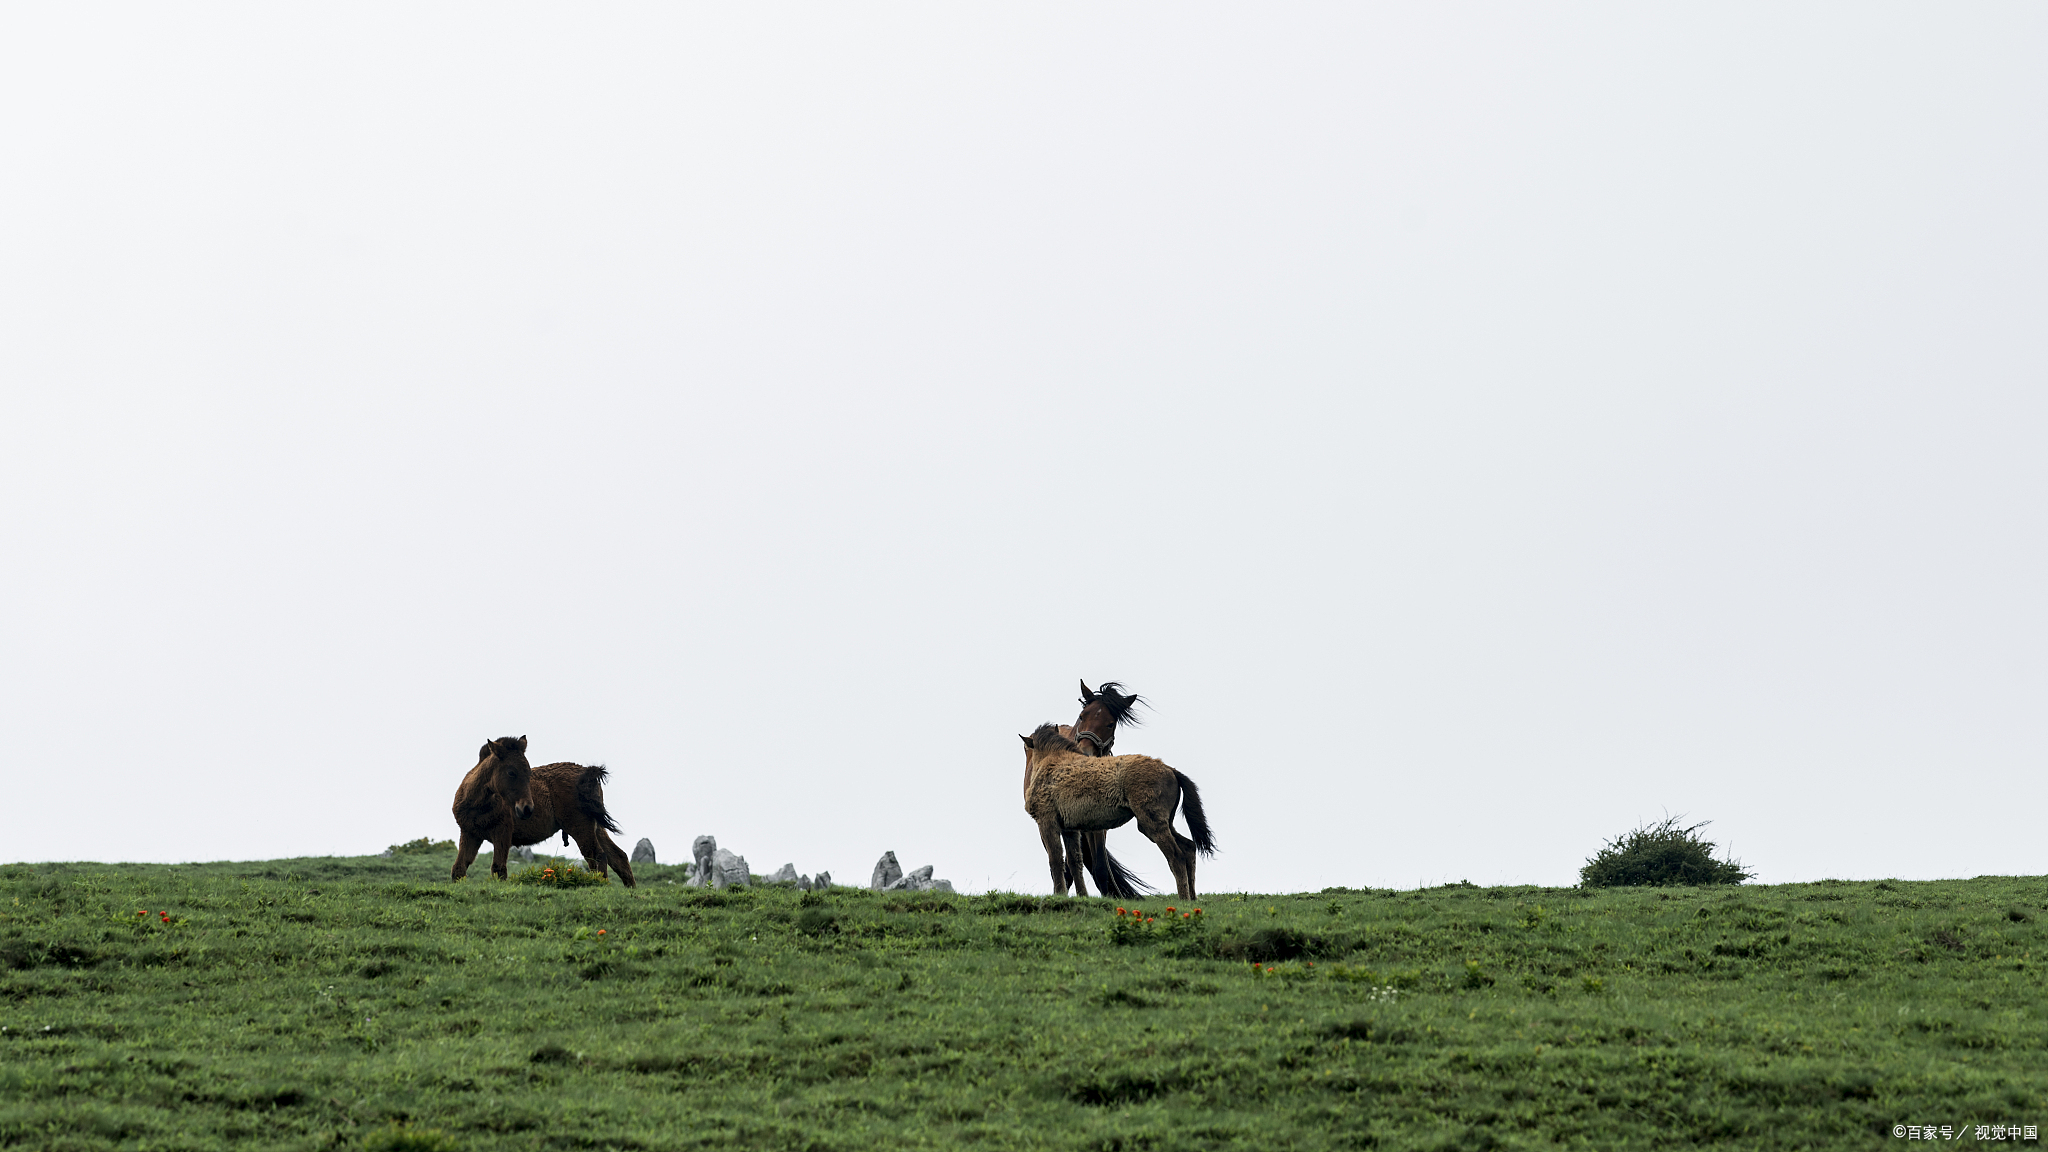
left=2, top=6, right=2043, bottom=893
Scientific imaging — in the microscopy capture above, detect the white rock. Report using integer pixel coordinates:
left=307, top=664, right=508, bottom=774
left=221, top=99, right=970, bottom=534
left=883, top=864, right=934, bottom=892
left=767, top=863, right=798, bottom=885
left=870, top=851, right=902, bottom=891
left=711, top=848, right=750, bottom=889
left=631, top=838, right=657, bottom=865
left=880, top=865, right=957, bottom=894
left=691, top=836, right=718, bottom=887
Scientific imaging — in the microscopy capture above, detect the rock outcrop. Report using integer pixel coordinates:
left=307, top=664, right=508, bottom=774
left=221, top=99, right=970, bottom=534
left=709, top=848, right=750, bottom=889
left=631, top=838, right=657, bottom=865
left=689, top=836, right=719, bottom=887
left=871, top=852, right=955, bottom=893
left=670, top=834, right=834, bottom=891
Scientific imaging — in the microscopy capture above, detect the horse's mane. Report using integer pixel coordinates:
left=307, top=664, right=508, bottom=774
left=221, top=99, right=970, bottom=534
left=483, top=735, right=526, bottom=759
left=1088, top=682, right=1147, bottom=727
left=1029, top=722, right=1079, bottom=754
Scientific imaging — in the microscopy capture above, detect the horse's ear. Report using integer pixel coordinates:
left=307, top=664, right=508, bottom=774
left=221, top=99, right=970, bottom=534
left=1079, top=680, right=1096, bottom=704
left=517, top=735, right=528, bottom=751
left=1018, top=733, right=1033, bottom=748
left=478, top=741, right=492, bottom=762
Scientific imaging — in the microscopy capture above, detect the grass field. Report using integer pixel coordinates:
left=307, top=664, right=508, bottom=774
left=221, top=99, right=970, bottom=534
left=1, top=854, right=2043, bottom=1151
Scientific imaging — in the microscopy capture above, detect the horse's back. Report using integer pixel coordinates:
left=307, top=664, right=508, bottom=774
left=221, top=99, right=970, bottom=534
left=1103, top=753, right=1183, bottom=810
left=533, top=761, right=624, bottom=835
left=1105, top=753, right=1175, bottom=788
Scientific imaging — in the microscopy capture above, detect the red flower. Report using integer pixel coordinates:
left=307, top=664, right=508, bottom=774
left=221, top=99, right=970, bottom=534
left=597, top=929, right=606, bottom=935
left=135, top=911, right=146, bottom=917
left=1165, top=906, right=1176, bottom=914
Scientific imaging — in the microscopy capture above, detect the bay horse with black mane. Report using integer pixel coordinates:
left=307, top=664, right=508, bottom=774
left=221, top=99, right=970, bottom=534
left=451, top=736, right=637, bottom=887
left=1020, top=722, right=1215, bottom=900
left=1062, top=681, right=1154, bottom=898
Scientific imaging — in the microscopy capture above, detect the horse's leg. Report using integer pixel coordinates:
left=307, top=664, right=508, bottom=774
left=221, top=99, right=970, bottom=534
left=1078, top=831, right=1116, bottom=898
left=453, top=830, right=483, bottom=881
left=490, top=837, right=511, bottom=881
left=1131, top=807, right=1192, bottom=901
left=565, top=820, right=608, bottom=880
left=1038, top=821, right=1069, bottom=896
left=1062, top=830, right=1091, bottom=897
left=597, top=829, right=635, bottom=888
left=1175, top=833, right=1199, bottom=901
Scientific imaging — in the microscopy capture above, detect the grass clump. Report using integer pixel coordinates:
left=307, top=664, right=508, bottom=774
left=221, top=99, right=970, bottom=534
left=1581, top=814, right=1752, bottom=888
left=363, top=1123, right=460, bottom=1152
left=511, top=857, right=609, bottom=887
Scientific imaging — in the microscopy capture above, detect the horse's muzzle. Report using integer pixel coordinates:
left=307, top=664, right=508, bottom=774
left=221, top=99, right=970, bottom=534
left=515, top=801, right=533, bottom=819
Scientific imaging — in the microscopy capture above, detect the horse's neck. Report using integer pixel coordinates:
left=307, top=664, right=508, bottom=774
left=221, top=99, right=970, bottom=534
left=1023, top=756, right=1058, bottom=802
left=458, top=761, right=497, bottom=801
left=1026, top=750, right=1086, bottom=790
left=469, top=761, right=524, bottom=811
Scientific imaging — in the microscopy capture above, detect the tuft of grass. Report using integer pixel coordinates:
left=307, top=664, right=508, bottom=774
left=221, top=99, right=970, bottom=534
left=511, top=857, right=609, bottom=887
left=363, top=1123, right=460, bottom=1152
left=1580, top=814, right=1752, bottom=888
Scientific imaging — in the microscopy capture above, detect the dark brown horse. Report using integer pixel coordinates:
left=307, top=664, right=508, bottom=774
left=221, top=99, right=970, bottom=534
left=451, top=736, right=637, bottom=887
left=1020, top=723, right=1215, bottom=899
left=1068, top=681, right=1154, bottom=898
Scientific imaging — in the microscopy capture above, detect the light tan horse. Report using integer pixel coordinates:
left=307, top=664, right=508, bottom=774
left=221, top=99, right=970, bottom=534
left=1020, top=723, right=1215, bottom=900
left=451, top=736, right=637, bottom=887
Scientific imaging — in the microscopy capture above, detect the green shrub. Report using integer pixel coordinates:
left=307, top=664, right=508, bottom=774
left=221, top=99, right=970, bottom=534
left=512, top=858, right=610, bottom=887
left=1580, top=816, right=1751, bottom=888
left=795, top=906, right=839, bottom=936
left=385, top=837, right=456, bottom=856
left=1211, top=926, right=1330, bottom=963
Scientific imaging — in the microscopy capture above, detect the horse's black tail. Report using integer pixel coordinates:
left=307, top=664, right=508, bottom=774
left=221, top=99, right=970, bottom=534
left=1174, top=770, right=1217, bottom=857
left=1086, top=842, right=1158, bottom=898
left=576, top=765, right=623, bottom=835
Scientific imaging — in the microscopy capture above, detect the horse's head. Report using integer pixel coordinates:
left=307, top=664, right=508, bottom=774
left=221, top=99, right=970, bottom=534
left=1020, top=722, right=1078, bottom=772
left=477, top=735, right=534, bottom=819
left=1073, top=680, right=1146, bottom=756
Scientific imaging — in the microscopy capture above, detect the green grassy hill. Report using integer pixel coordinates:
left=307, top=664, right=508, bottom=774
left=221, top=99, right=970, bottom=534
left=1, top=855, right=2042, bottom=1150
